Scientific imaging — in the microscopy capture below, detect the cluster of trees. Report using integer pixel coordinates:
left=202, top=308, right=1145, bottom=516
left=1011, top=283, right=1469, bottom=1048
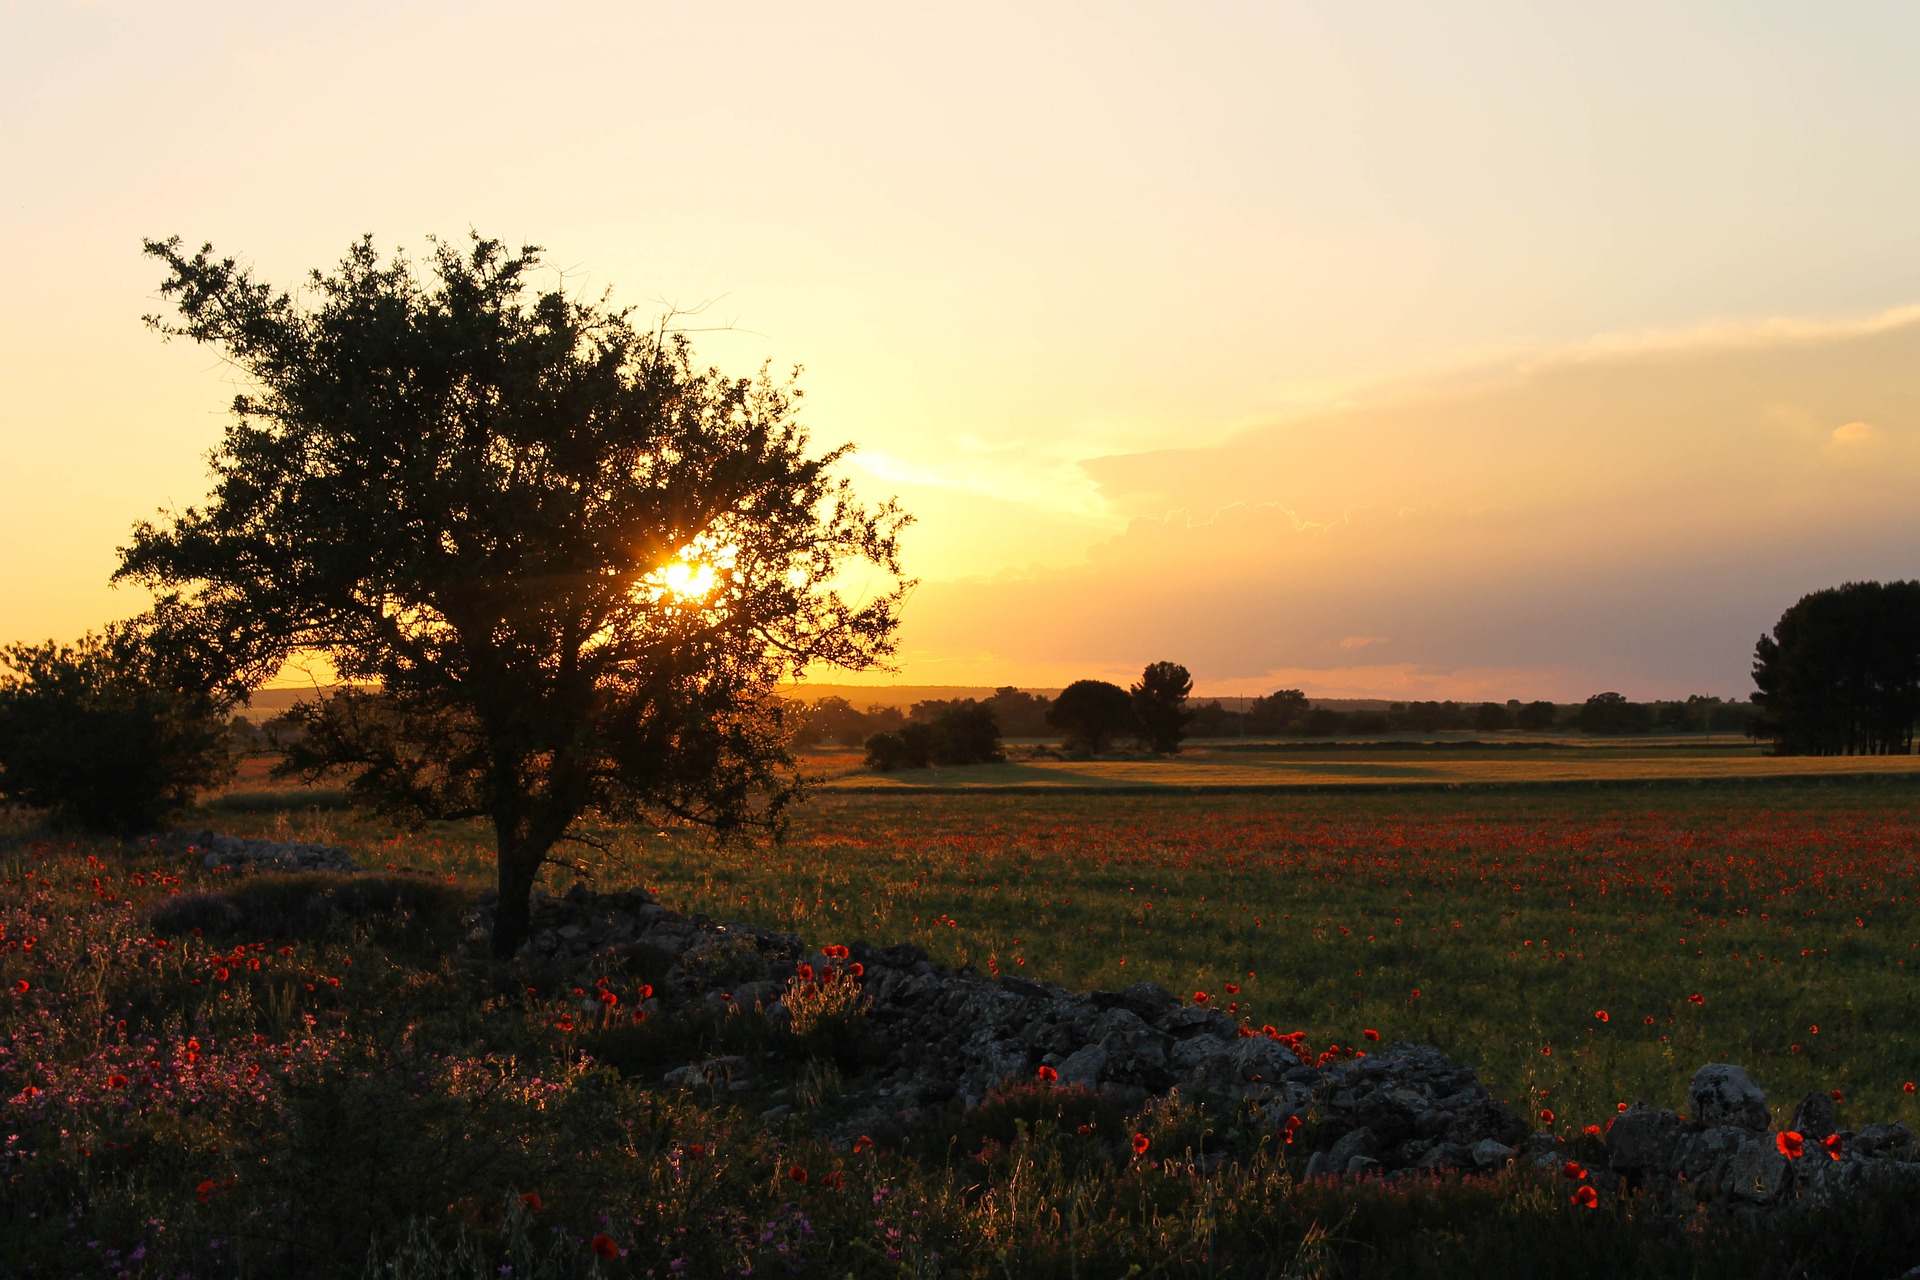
left=792, top=686, right=1051, bottom=749
left=1751, top=581, right=1920, bottom=755
left=853, top=662, right=1197, bottom=770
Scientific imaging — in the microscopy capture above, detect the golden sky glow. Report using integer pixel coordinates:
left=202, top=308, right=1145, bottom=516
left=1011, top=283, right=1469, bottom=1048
left=6, top=2, right=1920, bottom=698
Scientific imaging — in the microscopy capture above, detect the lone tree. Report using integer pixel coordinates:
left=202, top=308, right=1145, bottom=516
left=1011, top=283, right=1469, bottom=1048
left=119, top=233, right=911, bottom=956
left=1130, top=660, right=1192, bottom=753
left=1751, top=581, right=1920, bottom=755
left=1047, top=679, right=1135, bottom=754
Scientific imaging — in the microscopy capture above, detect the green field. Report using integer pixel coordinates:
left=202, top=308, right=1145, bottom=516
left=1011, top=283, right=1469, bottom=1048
left=806, top=739, right=1920, bottom=791
left=11, top=760, right=1920, bottom=1276
left=212, top=767, right=1920, bottom=1135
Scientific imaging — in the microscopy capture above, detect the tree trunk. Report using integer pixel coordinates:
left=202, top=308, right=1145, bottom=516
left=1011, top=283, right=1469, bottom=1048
left=491, top=835, right=544, bottom=960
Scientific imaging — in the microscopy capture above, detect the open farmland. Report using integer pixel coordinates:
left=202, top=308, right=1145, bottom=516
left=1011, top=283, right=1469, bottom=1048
left=808, top=740, right=1920, bottom=791
left=207, top=776, right=1920, bottom=1139
left=9, top=773, right=1920, bottom=1276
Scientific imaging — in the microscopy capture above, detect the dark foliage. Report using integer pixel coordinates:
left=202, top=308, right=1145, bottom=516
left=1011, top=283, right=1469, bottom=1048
left=118, top=233, right=909, bottom=955
left=864, top=701, right=1003, bottom=771
left=1246, top=688, right=1309, bottom=734
left=983, top=686, right=1054, bottom=738
left=1046, top=679, right=1136, bottom=755
left=1577, top=692, right=1653, bottom=735
left=147, top=873, right=468, bottom=952
left=1129, top=660, right=1193, bottom=754
left=0, top=605, right=237, bottom=831
left=1516, top=700, right=1560, bottom=731
left=1752, top=581, right=1920, bottom=755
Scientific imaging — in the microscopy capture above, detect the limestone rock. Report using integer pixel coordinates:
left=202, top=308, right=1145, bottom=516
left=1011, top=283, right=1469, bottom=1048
left=1689, top=1064, right=1770, bottom=1132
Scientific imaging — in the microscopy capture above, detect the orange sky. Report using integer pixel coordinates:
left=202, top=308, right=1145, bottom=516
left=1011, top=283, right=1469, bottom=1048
left=6, top=3, right=1920, bottom=699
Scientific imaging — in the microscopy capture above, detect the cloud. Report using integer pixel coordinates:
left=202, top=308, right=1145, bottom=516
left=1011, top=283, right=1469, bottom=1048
left=1832, top=420, right=1877, bottom=444
left=885, top=307, right=1920, bottom=698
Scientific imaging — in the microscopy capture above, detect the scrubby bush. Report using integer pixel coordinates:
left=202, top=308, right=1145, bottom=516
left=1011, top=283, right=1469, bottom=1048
left=0, top=609, right=237, bottom=831
left=864, top=703, right=1003, bottom=771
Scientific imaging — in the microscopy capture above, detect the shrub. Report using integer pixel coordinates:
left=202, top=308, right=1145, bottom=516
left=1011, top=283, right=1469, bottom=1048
left=0, top=609, right=237, bottom=831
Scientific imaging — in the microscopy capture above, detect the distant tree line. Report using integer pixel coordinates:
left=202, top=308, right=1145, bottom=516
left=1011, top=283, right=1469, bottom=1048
left=1182, top=693, right=1751, bottom=738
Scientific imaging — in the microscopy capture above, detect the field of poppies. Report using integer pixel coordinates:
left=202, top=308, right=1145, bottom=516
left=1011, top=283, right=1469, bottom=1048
left=5, top=777, right=1920, bottom=1277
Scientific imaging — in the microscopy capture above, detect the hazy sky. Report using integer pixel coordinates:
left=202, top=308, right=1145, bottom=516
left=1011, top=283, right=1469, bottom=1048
left=6, top=1, right=1920, bottom=698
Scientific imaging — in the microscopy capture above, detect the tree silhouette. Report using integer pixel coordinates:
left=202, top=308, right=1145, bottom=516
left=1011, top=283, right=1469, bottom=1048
left=1577, top=692, right=1651, bottom=735
left=1751, top=581, right=1920, bottom=755
left=0, top=604, right=237, bottom=832
left=1130, top=661, right=1193, bottom=754
left=1047, top=679, right=1135, bottom=754
left=118, top=233, right=910, bottom=956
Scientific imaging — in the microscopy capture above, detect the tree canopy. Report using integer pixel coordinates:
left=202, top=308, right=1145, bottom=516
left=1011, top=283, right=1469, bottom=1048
left=1130, top=661, right=1193, bottom=753
left=1047, top=679, right=1135, bottom=755
left=118, top=232, right=911, bottom=954
left=0, top=604, right=238, bottom=832
left=1751, top=581, right=1920, bottom=755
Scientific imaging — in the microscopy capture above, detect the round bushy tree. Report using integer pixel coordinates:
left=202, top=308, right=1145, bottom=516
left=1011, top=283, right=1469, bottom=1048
left=1047, top=679, right=1135, bottom=755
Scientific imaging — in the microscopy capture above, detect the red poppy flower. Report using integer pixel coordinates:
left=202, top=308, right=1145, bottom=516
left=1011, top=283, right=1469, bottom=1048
left=1583, top=1124, right=1602, bottom=1138
left=1616, top=1102, right=1628, bottom=1113
left=213, top=967, right=230, bottom=982
left=520, top=1192, right=544, bottom=1211
left=820, top=1170, right=844, bottom=1190
left=1224, top=982, right=1240, bottom=995
left=1563, top=1161, right=1585, bottom=1180
left=1036, top=1065, right=1058, bottom=1083
left=107, top=1073, right=127, bottom=1089
left=1595, top=1011, right=1608, bottom=1023
left=1540, top=1108, right=1556, bottom=1124
left=1192, top=991, right=1209, bottom=1005
left=788, top=1165, right=808, bottom=1183
left=852, top=1135, right=873, bottom=1155
left=1822, top=1133, right=1843, bottom=1160
left=1775, top=1131, right=1805, bottom=1159
left=11, top=980, right=27, bottom=994
left=599, top=991, right=618, bottom=1007
left=1571, top=1185, right=1598, bottom=1209
left=1131, top=1133, right=1150, bottom=1156
left=848, top=962, right=864, bottom=977
left=1363, top=1028, right=1380, bottom=1042
left=638, top=984, right=654, bottom=999
left=1830, top=1089, right=1843, bottom=1103
left=687, top=1143, right=707, bottom=1158
left=1076, top=1123, right=1094, bottom=1136
left=797, top=964, right=814, bottom=981
left=1906, top=1082, right=1916, bottom=1094
left=589, top=1235, right=620, bottom=1260
left=196, top=1179, right=218, bottom=1202
left=1688, top=993, right=1705, bottom=1006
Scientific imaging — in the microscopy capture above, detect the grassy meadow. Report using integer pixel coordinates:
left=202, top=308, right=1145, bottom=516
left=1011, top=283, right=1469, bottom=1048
left=6, top=751, right=1920, bottom=1277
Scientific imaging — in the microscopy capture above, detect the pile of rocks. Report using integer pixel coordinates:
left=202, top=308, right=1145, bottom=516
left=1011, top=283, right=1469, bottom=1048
left=465, top=883, right=1529, bottom=1177
left=1591, top=1062, right=1920, bottom=1213
left=160, top=828, right=360, bottom=874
